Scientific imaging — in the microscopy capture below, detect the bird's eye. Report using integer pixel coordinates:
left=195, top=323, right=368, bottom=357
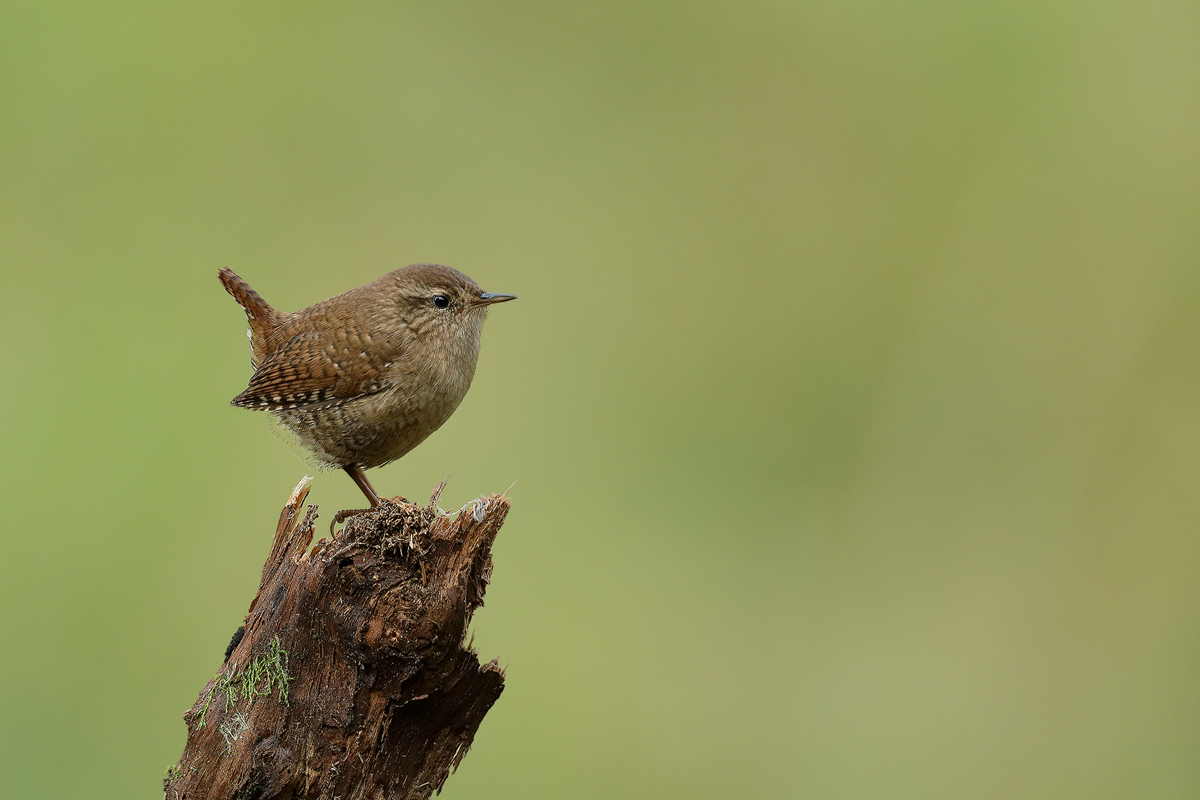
left=432, top=295, right=450, bottom=309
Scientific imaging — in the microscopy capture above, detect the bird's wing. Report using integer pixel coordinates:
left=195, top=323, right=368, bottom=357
left=230, top=330, right=398, bottom=411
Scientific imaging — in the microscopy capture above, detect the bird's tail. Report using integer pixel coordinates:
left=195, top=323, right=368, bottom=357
left=219, top=267, right=284, bottom=364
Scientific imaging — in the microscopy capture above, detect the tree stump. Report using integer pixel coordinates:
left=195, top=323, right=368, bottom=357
left=165, top=478, right=508, bottom=799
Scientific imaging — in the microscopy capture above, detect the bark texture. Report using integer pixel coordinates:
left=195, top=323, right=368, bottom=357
left=165, top=479, right=508, bottom=799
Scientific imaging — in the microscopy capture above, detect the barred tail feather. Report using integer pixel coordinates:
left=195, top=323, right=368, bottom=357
left=219, top=267, right=284, bottom=367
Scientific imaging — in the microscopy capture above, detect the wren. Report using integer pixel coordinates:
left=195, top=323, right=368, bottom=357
left=219, top=264, right=515, bottom=507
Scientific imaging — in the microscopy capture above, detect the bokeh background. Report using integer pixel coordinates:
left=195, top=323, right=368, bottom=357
left=2, top=2, right=1199, bottom=798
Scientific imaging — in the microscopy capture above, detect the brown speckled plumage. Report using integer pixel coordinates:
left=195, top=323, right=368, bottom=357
left=219, top=264, right=515, bottom=505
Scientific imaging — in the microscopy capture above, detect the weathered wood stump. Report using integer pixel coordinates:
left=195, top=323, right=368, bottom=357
left=165, top=478, right=508, bottom=799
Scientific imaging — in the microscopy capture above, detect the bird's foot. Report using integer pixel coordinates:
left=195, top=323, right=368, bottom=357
left=330, top=506, right=373, bottom=537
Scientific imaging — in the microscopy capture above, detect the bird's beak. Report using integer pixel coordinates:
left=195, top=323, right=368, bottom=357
left=472, top=292, right=518, bottom=308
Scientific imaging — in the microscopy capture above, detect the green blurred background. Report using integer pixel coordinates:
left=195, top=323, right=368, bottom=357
left=2, top=1, right=1199, bottom=797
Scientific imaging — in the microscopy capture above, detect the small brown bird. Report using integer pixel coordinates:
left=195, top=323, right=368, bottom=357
left=219, top=264, right=515, bottom=507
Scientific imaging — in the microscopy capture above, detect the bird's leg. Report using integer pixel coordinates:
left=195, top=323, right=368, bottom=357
left=344, top=463, right=382, bottom=507
left=330, top=463, right=384, bottom=536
